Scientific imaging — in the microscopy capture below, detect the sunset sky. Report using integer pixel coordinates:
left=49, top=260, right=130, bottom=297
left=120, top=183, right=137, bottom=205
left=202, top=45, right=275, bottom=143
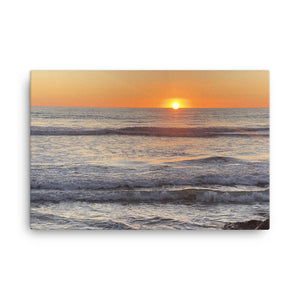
left=31, top=70, right=269, bottom=108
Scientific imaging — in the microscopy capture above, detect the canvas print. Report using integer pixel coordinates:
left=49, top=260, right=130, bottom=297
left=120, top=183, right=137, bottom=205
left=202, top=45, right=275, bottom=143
left=30, top=70, right=269, bottom=230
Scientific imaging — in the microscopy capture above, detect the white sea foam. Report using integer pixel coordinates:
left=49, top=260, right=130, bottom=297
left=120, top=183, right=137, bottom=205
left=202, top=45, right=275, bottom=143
left=31, top=187, right=269, bottom=204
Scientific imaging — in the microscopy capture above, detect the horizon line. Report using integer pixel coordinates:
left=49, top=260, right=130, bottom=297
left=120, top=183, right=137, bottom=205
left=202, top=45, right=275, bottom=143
left=31, top=105, right=269, bottom=109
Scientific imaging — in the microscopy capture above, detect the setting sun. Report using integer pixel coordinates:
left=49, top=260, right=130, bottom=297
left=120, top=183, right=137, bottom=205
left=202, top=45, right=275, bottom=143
left=172, top=102, right=180, bottom=110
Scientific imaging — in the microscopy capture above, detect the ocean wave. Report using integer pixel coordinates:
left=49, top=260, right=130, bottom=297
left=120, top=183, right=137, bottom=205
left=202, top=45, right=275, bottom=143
left=30, top=211, right=204, bottom=230
left=31, top=126, right=269, bottom=138
left=31, top=187, right=269, bottom=205
left=31, top=172, right=269, bottom=190
left=174, top=156, right=246, bottom=165
left=30, top=211, right=133, bottom=229
left=128, top=216, right=205, bottom=229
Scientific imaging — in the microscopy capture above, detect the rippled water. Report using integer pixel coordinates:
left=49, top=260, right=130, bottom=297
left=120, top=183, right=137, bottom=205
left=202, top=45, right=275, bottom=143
left=30, top=107, right=269, bottom=229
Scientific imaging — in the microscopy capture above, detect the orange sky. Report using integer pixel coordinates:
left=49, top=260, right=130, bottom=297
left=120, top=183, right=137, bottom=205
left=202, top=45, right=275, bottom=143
left=31, top=70, right=269, bottom=108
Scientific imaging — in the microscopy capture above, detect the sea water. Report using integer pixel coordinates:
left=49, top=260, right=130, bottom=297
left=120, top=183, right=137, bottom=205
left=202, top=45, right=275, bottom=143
left=30, top=107, right=269, bottom=229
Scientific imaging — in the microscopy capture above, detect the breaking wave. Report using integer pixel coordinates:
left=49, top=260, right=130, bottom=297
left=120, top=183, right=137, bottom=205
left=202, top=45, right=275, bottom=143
left=30, top=172, right=269, bottom=191
left=31, top=126, right=269, bottom=138
left=31, top=187, right=269, bottom=205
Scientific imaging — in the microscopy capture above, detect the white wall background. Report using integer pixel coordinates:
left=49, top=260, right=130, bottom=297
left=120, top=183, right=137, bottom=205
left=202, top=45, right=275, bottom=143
left=1, top=1, right=299, bottom=299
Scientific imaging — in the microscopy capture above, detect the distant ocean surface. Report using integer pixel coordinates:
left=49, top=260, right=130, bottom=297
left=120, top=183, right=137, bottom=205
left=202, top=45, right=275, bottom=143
left=30, top=107, right=269, bottom=229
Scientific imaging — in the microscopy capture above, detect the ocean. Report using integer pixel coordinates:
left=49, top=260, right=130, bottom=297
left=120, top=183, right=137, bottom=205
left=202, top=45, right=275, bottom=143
left=30, top=107, right=269, bottom=229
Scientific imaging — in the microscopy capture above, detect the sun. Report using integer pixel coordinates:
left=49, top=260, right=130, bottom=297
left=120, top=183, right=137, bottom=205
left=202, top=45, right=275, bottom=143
left=172, top=102, right=180, bottom=110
